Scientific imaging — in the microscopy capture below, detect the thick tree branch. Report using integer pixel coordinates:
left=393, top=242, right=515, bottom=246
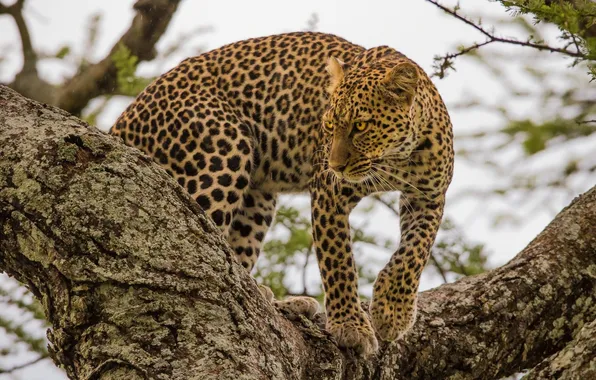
left=0, top=85, right=341, bottom=380
left=55, top=0, right=180, bottom=115
left=0, top=85, right=595, bottom=379
left=379, top=192, right=596, bottom=379
left=525, top=319, right=596, bottom=379
left=4, top=0, right=180, bottom=115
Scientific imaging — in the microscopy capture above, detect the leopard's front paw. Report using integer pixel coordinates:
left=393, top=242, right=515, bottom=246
left=327, top=312, right=379, bottom=356
left=370, top=291, right=417, bottom=342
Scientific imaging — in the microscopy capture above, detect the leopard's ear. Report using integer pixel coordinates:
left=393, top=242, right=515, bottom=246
left=380, top=62, right=419, bottom=106
left=325, top=56, right=345, bottom=95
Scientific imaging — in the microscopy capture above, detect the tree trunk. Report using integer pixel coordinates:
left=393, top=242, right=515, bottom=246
left=0, top=85, right=595, bottom=379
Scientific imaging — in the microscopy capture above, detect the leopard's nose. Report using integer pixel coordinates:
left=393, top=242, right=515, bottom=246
left=329, top=161, right=347, bottom=172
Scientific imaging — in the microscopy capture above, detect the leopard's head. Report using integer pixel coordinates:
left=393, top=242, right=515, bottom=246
left=322, top=55, right=420, bottom=183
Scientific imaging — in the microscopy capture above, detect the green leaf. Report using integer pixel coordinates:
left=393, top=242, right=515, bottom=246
left=54, top=45, right=71, bottom=59
left=111, top=44, right=153, bottom=96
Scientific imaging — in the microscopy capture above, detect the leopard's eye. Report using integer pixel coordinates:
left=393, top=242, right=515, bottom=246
left=323, top=120, right=334, bottom=133
left=353, top=120, right=371, bottom=132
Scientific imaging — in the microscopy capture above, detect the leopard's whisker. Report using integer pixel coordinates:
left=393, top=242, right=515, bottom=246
left=372, top=165, right=432, bottom=203
left=373, top=163, right=425, bottom=182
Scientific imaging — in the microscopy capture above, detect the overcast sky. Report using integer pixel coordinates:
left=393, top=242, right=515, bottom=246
left=0, top=1, right=592, bottom=378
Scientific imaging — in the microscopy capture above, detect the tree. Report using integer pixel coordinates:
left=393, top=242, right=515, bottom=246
left=1, top=0, right=595, bottom=378
left=1, top=85, right=595, bottom=379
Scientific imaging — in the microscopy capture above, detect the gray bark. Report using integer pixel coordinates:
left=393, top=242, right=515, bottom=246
left=0, top=84, right=595, bottom=379
left=525, top=319, right=596, bottom=379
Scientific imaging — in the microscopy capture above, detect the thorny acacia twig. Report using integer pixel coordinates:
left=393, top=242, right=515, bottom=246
left=426, top=0, right=586, bottom=78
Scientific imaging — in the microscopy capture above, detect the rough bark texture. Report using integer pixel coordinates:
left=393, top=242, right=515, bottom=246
left=0, top=85, right=595, bottom=380
left=2, top=0, right=180, bottom=115
left=0, top=85, right=339, bottom=380
left=526, top=319, right=596, bottom=379
left=379, top=197, right=596, bottom=379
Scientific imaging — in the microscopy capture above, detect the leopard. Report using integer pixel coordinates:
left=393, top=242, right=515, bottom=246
left=110, top=32, right=454, bottom=356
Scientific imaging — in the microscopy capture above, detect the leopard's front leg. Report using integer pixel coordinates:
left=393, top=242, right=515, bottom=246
left=310, top=178, right=378, bottom=355
left=370, top=193, right=445, bottom=342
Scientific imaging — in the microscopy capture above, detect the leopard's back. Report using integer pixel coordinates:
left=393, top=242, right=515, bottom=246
left=111, top=32, right=365, bottom=194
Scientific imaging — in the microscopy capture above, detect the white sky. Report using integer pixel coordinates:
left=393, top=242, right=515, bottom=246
left=0, top=1, right=593, bottom=378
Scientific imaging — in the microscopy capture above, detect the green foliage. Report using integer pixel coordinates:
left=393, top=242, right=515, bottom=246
left=499, top=0, right=596, bottom=77
left=256, top=205, right=314, bottom=298
left=431, top=1, right=596, bottom=79
left=502, top=118, right=596, bottom=155
left=450, top=8, right=596, bottom=208
left=54, top=46, right=70, bottom=59
left=111, top=44, right=153, bottom=96
left=587, top=37, right=596, bottom=61
left=501, top=0, right=596, bottom=35
left=432, top=219, right=489, bottom=278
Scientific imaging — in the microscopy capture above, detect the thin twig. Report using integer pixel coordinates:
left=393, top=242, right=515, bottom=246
left=429, top=252, right=449, bottom=283
left=0, top=355, right=49, bottom=374
left=428, top=0, right=583, bottom=57
left=426, top=0, right=586, bottom=77
left=570, top=33, right=583, bottom=55
left=301, top=243, right=313, bottom=296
